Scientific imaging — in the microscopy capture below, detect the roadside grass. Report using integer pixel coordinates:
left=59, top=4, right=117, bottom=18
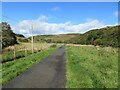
left=1, top=43, right=57, bottom=63
left=1, top=47, right=57, bottom=85
left=1, top=50, right=32, bottom=63
left=66, top=46, right=118, bottom=88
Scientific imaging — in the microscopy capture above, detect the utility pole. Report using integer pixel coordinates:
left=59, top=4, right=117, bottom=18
left=31, top=22, right=34, bottom=54
left=0, top=30, right=2, bottom=55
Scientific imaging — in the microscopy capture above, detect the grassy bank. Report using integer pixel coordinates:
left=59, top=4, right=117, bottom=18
left=66, top=46, right=118, bottom=88
left=1, top=47, right=57, bottom=85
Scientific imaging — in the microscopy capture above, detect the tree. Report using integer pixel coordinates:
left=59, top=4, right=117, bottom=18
left=1, top=22, right=18, bottom=48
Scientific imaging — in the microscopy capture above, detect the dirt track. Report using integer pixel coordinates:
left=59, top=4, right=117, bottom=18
left=3, top=46, right=66, bottom=88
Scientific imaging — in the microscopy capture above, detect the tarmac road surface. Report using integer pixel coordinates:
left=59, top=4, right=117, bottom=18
left=3, top=46, right=66, bottom=88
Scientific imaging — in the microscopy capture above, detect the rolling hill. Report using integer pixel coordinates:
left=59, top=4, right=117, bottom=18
left=1, top=22, right=119, bottom=48
left=30, top=33, right=80, bottom=43
left=70, top=25, right=119, bottom=47
left=30, top=25, right=119, bottom=47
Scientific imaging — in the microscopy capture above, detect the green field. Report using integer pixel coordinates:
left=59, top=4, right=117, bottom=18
left=1, top=47, right=57, bottom=85
left=66, top=46, right=118, bottom=88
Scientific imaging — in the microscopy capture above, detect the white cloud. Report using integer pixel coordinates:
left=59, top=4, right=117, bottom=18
left=51, top=6, right=60, bottom=11
left=13, top=16, right=109, bottom=37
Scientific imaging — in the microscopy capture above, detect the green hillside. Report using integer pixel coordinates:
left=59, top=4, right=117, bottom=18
left=31, top=25, right=119, bottom=47
left=70, top=25, right=119, bottom=47
left=29, top=33, right=80, bottom=43
left=16, top=34, right=29, bottom=43
left=1, top=22, right=119, bottom=48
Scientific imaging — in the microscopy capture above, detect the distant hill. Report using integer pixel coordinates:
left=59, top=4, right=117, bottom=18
left=15, top=33, right=25, bottom=38
left=1, top=22, right=119, bottom=48
left=31, top=25, right=119, bottom=47
left=15, top=33, right=29, bottom=43
left=29, top=33, right=80, bottom=43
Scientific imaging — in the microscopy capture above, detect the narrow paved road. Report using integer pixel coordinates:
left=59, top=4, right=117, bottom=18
left=3, top=46, right=66, bottom=88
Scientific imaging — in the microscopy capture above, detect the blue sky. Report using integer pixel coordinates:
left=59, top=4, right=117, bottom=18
left=2, top=2, right=118, bottom=37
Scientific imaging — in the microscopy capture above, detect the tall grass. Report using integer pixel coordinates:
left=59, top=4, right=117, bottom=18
left=1, top=43, right=55, bottom=63
left=66, top=46, right=118, bottom=88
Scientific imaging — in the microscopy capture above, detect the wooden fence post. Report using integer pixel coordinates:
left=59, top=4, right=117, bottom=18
left=13, top=45, right=16, bottom=59
left=36, top=48, right=38, bottom=53
left=25, top=47, right=27, bottom=56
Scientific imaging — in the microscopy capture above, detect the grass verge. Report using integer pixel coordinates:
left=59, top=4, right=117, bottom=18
left=66, top=46, right=118, bottom=88
left=1, top=47, right=57, bottom=85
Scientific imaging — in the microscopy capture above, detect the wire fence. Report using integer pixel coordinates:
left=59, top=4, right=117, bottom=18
left=2, top=46, right=36, bottom=63
left=1, top=43, right=53, bottom=63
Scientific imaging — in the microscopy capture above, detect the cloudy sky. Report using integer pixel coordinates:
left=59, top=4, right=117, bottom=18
left=2, top=2, right=118, bottom=37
